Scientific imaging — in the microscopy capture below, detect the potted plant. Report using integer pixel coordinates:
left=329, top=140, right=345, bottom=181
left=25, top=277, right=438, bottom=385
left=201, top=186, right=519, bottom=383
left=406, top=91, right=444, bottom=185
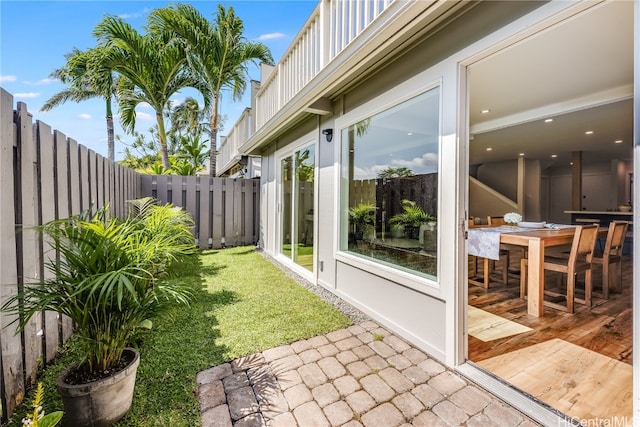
left=388, top=199, right=433, bottom=239
left=2, top=198, right=195, bottom=427
left=348, top=203, right=377, bottom=241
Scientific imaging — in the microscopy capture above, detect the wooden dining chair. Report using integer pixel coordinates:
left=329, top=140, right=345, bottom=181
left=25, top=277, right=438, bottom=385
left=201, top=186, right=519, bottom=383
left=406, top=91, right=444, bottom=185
left=591, top=220, right=629, bottom=298
left=486, top=215, right=516, bottom=285
left=520, top=224, right=599, bottom=313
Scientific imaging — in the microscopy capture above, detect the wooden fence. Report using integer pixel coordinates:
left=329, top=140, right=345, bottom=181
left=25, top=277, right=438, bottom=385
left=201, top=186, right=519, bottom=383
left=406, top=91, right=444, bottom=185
left=0, top=89, right=261, bottom=421
left=141, top=175, right=260, bottom=250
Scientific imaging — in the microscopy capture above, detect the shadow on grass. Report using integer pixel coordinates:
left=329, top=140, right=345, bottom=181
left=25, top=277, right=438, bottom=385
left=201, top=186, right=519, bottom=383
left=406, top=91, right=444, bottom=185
left=227, top=247, right=257, bottom=256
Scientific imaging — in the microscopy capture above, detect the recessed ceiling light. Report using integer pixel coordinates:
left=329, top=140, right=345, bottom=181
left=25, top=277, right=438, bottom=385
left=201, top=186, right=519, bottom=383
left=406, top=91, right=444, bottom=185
left=551, top=154, right=558, bottom=158
left=570, top=162, right=574, bottom=166
left=615, top=139, right=623, bottom=144
left=480, top=109, right=490, bottom=114
left=486, top=147, right=492, bottom=151
left=585, top=130, right=594, bottom=135
left=519, top=153, right=525, bottom=156
left=544, top=118, right=553, bottom=123
left=407, top=132, right=413, bottom=136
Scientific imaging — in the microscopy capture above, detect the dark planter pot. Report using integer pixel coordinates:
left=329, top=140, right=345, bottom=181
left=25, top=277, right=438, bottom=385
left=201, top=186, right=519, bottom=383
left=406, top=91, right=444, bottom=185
left=57, top=347, right=140, bottom=427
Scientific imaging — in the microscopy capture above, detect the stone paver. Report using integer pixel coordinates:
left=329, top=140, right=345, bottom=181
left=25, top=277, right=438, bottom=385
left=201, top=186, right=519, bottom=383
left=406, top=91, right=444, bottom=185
left=197, top=321, right=542, bottom=427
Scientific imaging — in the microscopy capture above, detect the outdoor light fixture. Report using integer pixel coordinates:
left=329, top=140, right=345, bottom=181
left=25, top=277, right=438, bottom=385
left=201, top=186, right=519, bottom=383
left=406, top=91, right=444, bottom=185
left=322, top=128, right=333, bottom=142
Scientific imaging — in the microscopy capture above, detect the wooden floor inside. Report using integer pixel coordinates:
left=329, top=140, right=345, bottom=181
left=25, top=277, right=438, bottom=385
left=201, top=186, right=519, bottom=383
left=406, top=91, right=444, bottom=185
left=468, top=254, right=633, bottom=421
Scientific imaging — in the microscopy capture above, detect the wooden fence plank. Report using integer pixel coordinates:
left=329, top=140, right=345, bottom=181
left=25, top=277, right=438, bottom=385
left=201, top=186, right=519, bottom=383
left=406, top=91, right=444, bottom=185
left=17, top=103, right=42, bottom=387
left=198, top=177, right=211, bottom=249
left=185, top=177, right=197, bottom=240
left=0, top=88, right=25, bottom=418
left=157, top=175, right=169, bottom=202
left=96, top=154, right=104, bottom=210
left=243, top=180, right=254, bottom=245
left=88, top=150, right=96, bottom=211
left=60, top=136, right=75, bottom=342
left=79, top=145, right=89, bottom=214
left=212, top=178, right=224, bottom=248
left=66, top=137, right=80, bottom=216
left=224, top=179, right=236, bottom=246
left=36, top=121, right=59, bottom=363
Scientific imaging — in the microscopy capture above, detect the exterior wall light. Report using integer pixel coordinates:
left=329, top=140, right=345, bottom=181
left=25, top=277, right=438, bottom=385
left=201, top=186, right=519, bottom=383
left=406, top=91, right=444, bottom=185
left=322, top=128, right=333, bottom=142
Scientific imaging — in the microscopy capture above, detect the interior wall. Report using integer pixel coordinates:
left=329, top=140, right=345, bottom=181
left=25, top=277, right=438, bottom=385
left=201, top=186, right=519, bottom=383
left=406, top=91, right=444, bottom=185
left=477, top=160, right=518, bottom=200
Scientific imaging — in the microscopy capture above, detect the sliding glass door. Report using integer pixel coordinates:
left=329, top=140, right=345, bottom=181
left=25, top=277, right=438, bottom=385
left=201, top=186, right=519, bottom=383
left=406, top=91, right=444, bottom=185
left=280, top=144, right=315, bottom=272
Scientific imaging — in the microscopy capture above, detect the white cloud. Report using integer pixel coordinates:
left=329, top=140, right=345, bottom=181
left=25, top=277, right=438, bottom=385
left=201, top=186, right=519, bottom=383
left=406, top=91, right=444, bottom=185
left=354, top=164, right=390, bottom=180
left=118, top=8, right=150, bottom=19
left=392, top=152, right=438, bottom=169
left=170, top=99, right=183, bottom=108
left=24, top=78, right=54, bottom=86
left=136, top=111, right=153, bottom=121
left=0, top=75, right=17, bottom=83
left=14, top=92, right=40, bottom=99
left=78, top=113, right=92, bottom=120
left=257, top=32, right=286, bottom=41
left=138, top=102, right=152, bottom=109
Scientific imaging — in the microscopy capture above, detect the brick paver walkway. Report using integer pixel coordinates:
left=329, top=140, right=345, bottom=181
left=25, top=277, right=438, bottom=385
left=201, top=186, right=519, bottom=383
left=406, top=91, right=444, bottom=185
left=197, top=321, right=541, bottom=427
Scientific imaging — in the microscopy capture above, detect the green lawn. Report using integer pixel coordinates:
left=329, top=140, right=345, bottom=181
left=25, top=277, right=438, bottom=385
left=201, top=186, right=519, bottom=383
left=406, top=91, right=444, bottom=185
left=7, top=246, right=350, bottom=426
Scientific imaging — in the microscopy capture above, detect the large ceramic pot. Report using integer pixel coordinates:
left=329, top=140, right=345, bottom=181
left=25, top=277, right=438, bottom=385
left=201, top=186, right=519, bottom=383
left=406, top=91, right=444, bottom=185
left=56, top=348, right=140, bottom=427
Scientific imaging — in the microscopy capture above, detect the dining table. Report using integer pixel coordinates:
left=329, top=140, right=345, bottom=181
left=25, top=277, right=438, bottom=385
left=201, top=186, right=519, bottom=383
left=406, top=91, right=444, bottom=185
left=468, top=225, right=578, bottom=317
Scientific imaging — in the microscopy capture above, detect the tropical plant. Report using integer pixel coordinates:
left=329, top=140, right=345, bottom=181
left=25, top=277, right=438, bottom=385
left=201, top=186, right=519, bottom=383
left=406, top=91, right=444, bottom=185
left=175, top=133, right=209, bottom=172
left=348, top=203, right=376, bottom=228
left=168, top=96, right=210, bottom=139
left=1, top=200, right=195, bottom=374
left=389, top=199, right=433, bottom=228
left=148, top=4, right=274, bottom=176
left=21, top=383, right=63, bottom=427
left=41, top=46, right=119, bottom=160
left=378, top=167, right=414, bottom=178
left=93, top=15, right=208, bottom=170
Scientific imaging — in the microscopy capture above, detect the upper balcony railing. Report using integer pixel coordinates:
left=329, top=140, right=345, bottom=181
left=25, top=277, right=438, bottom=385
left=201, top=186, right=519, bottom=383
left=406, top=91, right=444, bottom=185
left=218, top=108, right=253, bottom=174
left=255, top=0, right=395, bottom=130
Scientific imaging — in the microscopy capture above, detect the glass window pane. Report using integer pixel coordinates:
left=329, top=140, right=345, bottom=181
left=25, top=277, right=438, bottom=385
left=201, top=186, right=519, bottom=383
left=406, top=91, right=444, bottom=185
left=340, top=88, right=440, bottom=280
left=281, top=156, right=293, bottom=258
left=293, top=146, right=315, bottom=271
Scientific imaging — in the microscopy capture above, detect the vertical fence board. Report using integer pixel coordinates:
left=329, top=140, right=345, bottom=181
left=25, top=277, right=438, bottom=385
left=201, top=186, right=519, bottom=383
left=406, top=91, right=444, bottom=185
left=224, top=179, right=236, bottom=246
left=61, top=137, right=76, bottom=342
left=88, top=150, right=96, bottom=211
left=96, top=155, right=104, bottom=210
left=0, top=88, right=25, bottom=418
left=16, top=103, right=42, bottom=387
left=157, top=175, right=169, bottom=202
left=199, top=177, right=211, bottom=250
left=36, top=122, right=59, bottom=363
left=184, top=176, right=196, bottom=241
left=212, top=178, right=224, bottom=247
left=79, top=145, right=89, bottom=214
left=243, top=180, right=254, bottom=245
left=66, top=138, right=80, bottom=216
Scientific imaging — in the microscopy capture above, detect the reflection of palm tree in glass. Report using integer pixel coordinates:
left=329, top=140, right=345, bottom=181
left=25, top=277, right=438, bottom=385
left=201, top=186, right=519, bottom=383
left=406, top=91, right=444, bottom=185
left=295, top=149, right=314, bottom=182
left=378, top=167, right=413, bottom=178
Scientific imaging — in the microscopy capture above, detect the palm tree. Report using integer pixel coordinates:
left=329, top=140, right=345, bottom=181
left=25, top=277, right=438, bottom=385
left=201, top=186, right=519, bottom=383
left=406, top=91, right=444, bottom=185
left=169, top=96, right=210, bottom=138
left=94, top=15, right=207, bottom=169
left=41, top=47, right=118, bottom=160
left=148, top=4, right=274, bottom=176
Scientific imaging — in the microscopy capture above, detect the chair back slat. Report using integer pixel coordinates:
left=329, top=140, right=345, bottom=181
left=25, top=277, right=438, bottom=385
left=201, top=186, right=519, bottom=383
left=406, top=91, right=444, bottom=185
left=570, top=224, right=599, bottom=264
left=487, top=216, right=506, bottom=226
left=605, top=221, right=629, bottom=257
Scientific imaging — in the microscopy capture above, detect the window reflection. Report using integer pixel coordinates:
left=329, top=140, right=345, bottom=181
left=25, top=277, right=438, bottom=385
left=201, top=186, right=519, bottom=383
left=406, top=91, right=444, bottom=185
left=340, top=88, right=440, bottom=279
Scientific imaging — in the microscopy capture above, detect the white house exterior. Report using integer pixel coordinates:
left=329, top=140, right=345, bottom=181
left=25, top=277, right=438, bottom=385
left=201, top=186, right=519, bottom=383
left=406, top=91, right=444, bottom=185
left=222, top=1, right=639, bottom=424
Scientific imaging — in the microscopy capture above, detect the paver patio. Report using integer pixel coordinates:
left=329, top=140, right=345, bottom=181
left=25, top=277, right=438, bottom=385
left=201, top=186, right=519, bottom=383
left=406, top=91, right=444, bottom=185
left=197, top=321, right=541, bottom=427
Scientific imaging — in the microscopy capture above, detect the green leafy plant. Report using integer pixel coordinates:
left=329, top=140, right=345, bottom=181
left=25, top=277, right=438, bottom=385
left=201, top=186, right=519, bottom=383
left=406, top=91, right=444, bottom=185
left=348, top=203, right=376, bottom=228
left=388, top=199, right=433, bottom=229
left=21, top=383, right=63, bottom=427
left=1, top=199, right=195, bottom=374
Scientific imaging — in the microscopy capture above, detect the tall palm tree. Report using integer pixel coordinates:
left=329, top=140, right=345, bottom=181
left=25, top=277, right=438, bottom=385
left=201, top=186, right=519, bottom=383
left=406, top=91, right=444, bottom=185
left=41, top=47, right=118, bottom=160
left=94, top=15, right=207, bottom=169
left=169, top=96, right=210, bottom=139
left=149, top=4, right=274, bottom=176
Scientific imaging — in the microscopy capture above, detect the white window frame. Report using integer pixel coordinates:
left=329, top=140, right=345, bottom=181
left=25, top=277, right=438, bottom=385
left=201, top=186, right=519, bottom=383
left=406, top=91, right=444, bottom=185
left=275, top=132, right=319, bottom=280
left=333, top=76, right=444, bottom=299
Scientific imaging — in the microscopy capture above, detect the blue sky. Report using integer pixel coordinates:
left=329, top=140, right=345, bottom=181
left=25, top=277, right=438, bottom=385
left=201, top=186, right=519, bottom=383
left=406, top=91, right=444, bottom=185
left=0, top=0, right=318, bottom=160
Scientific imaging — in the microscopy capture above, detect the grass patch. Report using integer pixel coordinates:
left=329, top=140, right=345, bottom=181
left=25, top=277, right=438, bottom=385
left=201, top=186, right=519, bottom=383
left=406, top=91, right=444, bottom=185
left=6, top=246, right=350, bottom=426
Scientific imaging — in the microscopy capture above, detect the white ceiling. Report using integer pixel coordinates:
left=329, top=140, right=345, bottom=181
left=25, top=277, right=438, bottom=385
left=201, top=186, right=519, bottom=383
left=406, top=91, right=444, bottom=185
left=468, top=1, right=634, bottom=168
